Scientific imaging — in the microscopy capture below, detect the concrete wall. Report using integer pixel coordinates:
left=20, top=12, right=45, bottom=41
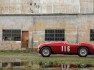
left=33, top=15, right=93, bottom=44
left=80, top=0, right=94, bottom=13
left=0, top=16, right=33, bottom=50
left=0, top=0, right=93, bottom=14
left=0, top=15, right=93, bottom=50
left=0, top=0, right=93, bottom=50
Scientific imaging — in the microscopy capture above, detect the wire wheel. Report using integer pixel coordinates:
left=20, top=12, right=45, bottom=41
left=78, top=47, right=88, bottom=57
left=41, top=47, right=51, bottom=57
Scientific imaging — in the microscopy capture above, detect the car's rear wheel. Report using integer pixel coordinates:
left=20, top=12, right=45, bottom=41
left=78, top=47, right=88, bottom=57
left=40, top=47, right=51, bottom=57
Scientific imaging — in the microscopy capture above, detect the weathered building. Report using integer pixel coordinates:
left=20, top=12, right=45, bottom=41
left=0, top=0, right=94, bottom=14
left=0, top=0, right=94, bottom=50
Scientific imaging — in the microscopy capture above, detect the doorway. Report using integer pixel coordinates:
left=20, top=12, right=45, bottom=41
left=22, top=31, right=29, bottom=48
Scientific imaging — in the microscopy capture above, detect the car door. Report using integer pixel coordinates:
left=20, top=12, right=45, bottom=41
left=65, top=43, right=79, bottom=54
left=61, top=42, right=71, bottom=53
left=51, top=42, right=66, bottom=54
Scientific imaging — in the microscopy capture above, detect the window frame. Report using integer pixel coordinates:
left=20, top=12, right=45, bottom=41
left=45, top=29, right=65, bottom=41
left=2, top=29, right=21, bottom=41
left=90, top=29, right=94, bottom=41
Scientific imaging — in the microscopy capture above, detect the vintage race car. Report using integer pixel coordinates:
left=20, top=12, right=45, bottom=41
left=37, top=42, right=94, bottom=57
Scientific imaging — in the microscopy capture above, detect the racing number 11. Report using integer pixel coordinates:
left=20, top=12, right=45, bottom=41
left=62, top=46, right=70, bottom=52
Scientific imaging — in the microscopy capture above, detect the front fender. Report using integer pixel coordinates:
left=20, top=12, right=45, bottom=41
left=79, top=42, right=94, bottom=54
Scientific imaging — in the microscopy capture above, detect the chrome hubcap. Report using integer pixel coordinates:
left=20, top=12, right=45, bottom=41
left=80, top=48, right=87, bottom=56
left=42, top=48, right=49, bottom=56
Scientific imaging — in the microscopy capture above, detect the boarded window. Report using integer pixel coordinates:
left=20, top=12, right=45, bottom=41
left=45, top=29, right=65, bottom=41
left=90, top=29, right=94, bottom=41
left=3, top=29, right=21, bottom=41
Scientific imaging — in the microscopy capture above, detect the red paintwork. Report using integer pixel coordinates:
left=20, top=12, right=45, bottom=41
left=38, top=41, right=94, bottom=54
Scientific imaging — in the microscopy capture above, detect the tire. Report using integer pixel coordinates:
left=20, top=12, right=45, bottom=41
left=78, top=47, right=88, bottom=57
left=40, top=47, right=51, bottom=57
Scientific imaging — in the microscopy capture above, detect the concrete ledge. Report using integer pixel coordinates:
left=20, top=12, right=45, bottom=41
left=0, top=13, right=94, bottom=16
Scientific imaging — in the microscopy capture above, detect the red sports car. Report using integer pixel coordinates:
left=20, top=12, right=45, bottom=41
left=38, top=42, right=94, bottom=57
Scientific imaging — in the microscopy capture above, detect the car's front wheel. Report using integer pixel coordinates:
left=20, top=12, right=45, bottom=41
left=78, top=47, right=88, bottom=57
left=40, top=47, right=51, bottom=57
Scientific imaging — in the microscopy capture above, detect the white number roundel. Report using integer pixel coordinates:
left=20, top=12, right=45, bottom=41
left=62, top=46, right=70, bottom=52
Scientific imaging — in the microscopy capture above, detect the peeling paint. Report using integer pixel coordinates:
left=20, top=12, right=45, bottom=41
left=0, top=0, right=93, bottom=14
